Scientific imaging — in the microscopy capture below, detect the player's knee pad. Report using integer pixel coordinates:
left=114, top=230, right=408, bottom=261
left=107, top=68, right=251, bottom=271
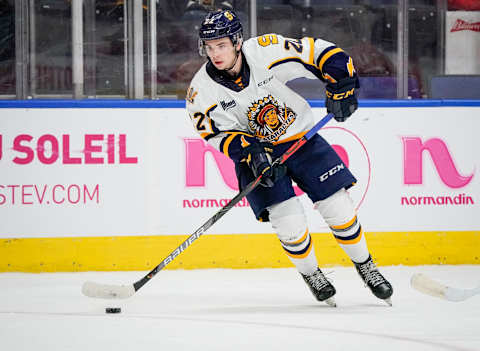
left=314, top=188, right=356, bottom=228
left=268, top=197, right=307, bottom=243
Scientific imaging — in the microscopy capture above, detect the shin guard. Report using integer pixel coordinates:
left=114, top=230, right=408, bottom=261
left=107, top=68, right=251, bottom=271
left=315, top=189, right=369, bottom=263
left=268, top=197, right=318, bottom=275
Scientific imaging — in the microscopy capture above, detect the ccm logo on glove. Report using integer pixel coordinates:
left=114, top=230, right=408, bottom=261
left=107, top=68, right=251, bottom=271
left=325, top=87, right=355, bottom=100
left=325, top=76, right=359, bottom=122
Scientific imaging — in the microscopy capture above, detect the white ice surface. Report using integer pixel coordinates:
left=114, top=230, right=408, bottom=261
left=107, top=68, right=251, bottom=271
left=1, top=265, right=479, bottom=351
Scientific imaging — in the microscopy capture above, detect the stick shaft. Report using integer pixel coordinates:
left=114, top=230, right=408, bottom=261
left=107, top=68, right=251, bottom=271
left=132, top=113, right=334, bottom=292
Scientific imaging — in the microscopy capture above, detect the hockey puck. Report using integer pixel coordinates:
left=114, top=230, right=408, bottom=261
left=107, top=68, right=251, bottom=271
left=105, top=307, right=121, bottom=314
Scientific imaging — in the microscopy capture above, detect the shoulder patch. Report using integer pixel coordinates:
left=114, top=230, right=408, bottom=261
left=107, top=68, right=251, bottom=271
left=186, top=87, right=198, bottom=104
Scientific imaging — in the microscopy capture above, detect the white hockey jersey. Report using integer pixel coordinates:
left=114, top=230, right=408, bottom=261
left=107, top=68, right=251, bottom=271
left=186, top=34, right=355, bottom=162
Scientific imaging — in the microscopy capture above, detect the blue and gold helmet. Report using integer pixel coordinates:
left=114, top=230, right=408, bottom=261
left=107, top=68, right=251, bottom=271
left=198, top=9, right=243, bottom=56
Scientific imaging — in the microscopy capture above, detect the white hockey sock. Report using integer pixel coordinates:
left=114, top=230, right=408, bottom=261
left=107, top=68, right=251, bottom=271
left=314, top=189, right=370, bottom=264
left=268, top=197, right=319, bottom=275
left=330, top=215, right=369, bottom=263
left=279, top=229, right=318, bottom=275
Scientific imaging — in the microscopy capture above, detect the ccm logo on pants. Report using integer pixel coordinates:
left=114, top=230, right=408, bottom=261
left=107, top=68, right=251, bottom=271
left=319, top=164, right=345, bottom=182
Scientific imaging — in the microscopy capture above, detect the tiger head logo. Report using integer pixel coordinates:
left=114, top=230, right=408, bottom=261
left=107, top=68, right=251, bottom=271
left=247, top=95, right=296, bottom=142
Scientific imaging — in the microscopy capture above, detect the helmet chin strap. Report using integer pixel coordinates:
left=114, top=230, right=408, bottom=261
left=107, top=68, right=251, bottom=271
left=223, top=47, right=241, bottom=75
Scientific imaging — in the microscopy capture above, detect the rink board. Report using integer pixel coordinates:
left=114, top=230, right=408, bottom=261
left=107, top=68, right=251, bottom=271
left=0, top=231, right=479, bottom=272
left=0, top=100, right=479, bottom=271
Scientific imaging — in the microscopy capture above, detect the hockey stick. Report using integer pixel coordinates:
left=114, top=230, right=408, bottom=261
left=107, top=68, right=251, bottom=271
left=82, top=113, right=334, bottom=299
left=411, top=273, right=480, bottom=302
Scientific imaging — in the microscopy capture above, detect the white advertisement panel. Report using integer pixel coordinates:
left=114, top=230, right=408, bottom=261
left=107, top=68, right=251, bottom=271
left=446, top=11, right=480, bottom=74
left=1, top=106, right=479, bottom=237
left=1, top=109, right=146, bottom=236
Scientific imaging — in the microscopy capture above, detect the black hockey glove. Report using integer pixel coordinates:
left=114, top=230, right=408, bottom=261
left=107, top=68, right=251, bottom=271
left=325, top=76, right=358, bottom=122
left=242, top=142, right=287, bottom=187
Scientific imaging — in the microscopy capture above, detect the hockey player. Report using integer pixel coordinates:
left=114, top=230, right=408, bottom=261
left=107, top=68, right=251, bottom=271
left=186, top=9, right=393, bottom=306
